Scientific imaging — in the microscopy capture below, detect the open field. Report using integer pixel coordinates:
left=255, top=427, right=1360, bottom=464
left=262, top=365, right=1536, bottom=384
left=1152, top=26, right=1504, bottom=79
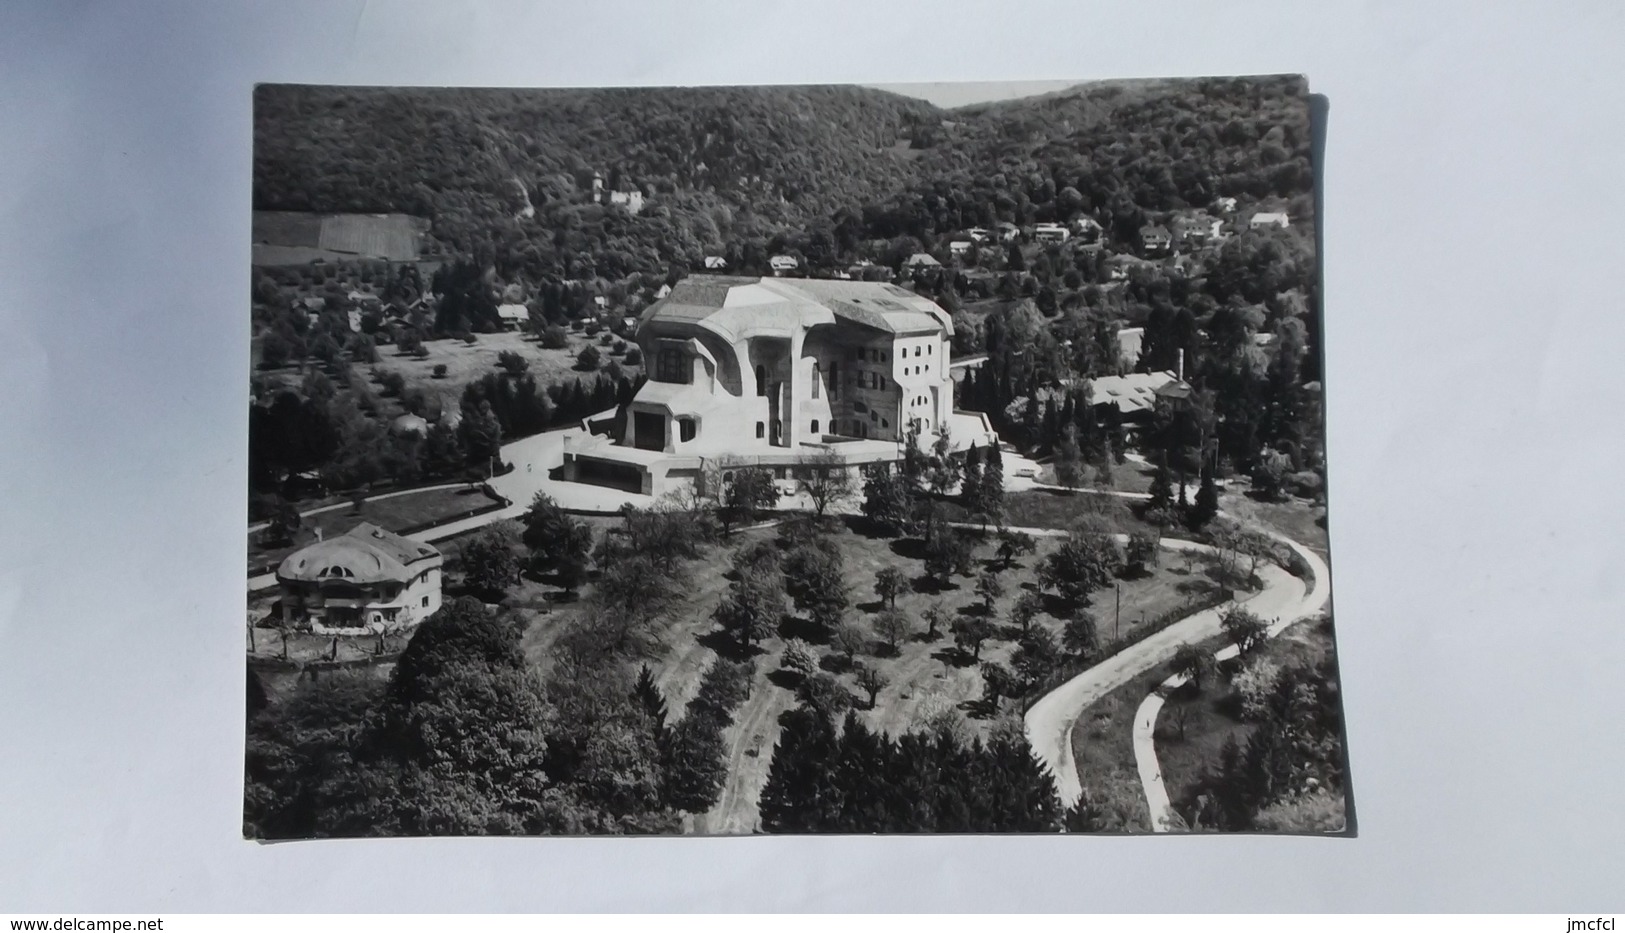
left=252, top=210, right=427, bottom=262
left=1219, top=492, right=1330, bottom=556
left=248, top=484, right=503, bottom=574
left=378, top=331, right=643, bottom=402
left=942, top=486, right=1161, bottom=536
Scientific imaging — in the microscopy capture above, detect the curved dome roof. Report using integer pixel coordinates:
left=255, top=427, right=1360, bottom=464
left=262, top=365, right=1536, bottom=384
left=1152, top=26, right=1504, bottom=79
left=392, top=413, right=429, bottom=435
left=276, top=522, right=441, bottom=585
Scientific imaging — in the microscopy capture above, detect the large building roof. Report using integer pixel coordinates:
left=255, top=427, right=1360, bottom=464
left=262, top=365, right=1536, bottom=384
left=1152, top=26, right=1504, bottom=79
left=639, top=276, right=951, bottom=343
left=276, top=522, right=442, bottom=586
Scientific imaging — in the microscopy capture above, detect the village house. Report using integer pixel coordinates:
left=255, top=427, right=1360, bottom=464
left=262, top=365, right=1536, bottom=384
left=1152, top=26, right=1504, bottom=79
left=904, top=252, right=942, bottom=271
left=1172, top=213, right=1224, bottom=248
left=496, top=303, right=531, bottom=331
left=1212, top=196, right=1238, bottom=214
left=591, top=172, right=645, bottom=214
left=948, top=240, right=973, bottom=257
left=1250, top=211, right=1291, bottom=230
left=275, top=523, right=443, bottom=634
left=769, top=254, right=800, bottom=276
left=1139, top=224, right=1173, bottom=255
left=704, top=255, right=728, bottom=270
left=1034, top=223, right=1071, bottom=244
left=966, top=227, right=992, bottom=243
left=559, top=276, right=995, bottom=497
left=996, top=222, right=1020, bottom=242
left=1087, top=369, right=1192, bottom=422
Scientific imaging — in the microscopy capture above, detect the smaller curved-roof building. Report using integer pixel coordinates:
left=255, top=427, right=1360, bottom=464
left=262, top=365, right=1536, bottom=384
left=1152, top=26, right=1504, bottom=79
left=275, top=523, right=443, bottom=633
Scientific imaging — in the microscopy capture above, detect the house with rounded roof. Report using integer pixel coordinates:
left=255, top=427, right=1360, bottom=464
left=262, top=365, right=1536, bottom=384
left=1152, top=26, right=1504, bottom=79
left=275, top=522, right=443, bottom=633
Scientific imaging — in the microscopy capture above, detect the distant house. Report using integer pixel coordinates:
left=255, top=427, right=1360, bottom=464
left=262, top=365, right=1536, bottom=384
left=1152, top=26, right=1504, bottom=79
left=996, top=222, right=1020, bottom=242
left=966, top=227, right=992, bottom=243
left=496, top=303, right=531, bottom=330
left=1212, top=196, right=1238, bottom=214
left=1250, top=211, right=1290, bottom=230
left=348, top=290, right=382, bottom=310
left=948, top=240, right=973, bottom=257
left=301, top=296, right=327, bottom=313
left=655, top=283, right=672, bottom=299
left=703, top=255, right=728, bottom=270
left=591, top=173, right=645, bottom=215
left=769, top=255, right=800, bottom=275
left=1087, top=370, right=1192, bottom=420
left=1139, top=224, right=1172, bottom=255
left=1172, top=213, right=1224, bottom=247
left=847, top=260, right=878, bottom=280
left=346, top=309, right=363, bottom=333
left=1034, top=223, right=1070, bottom=244
left=1071, top=216, right=1104, bottom=242
left=904, top=253, right=941, bottom=270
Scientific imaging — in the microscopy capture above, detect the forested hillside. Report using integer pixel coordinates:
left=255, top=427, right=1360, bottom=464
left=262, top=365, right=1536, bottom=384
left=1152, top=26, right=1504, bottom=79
left=253, top=77, right=1313, bottom=281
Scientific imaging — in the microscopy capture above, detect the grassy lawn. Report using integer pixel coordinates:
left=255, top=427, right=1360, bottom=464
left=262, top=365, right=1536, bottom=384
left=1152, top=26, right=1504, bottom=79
left=943, top=487, right=1162, bottom=537
left=248, top=484, right=502, bottom=574
left=1219, top=491, right=1330, bottom=556
left=379, top=331, right=643, bottom=404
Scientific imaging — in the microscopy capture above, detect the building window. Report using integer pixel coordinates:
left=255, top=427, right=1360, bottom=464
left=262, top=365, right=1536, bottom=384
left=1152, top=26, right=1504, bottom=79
left=656, top=348, right=688, bottom=384
left=829, top=362, right=839, bottom=399
left=811, top=363, right=820, bottom=399
left=870, top=410, right=878, bottom=423
left=755, top=364, right=767, bottom=397
left=679, top=418, right=696, bottom=442
left=756, top=422, right=765, bottom=438
left=811, top=419, right=820, bottom=434
left=421, top=596, right=429, bottom=608
left=881, top=351, right=888, bottom=362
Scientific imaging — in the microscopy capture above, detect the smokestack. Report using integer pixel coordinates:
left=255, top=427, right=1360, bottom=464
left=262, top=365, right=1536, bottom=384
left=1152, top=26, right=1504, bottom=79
left=1177, top=348, right=1184, bottom=382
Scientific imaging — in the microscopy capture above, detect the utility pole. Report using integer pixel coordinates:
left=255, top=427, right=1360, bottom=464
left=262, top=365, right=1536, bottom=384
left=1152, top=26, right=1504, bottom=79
left=1114, top=582, right=1121, bottom=641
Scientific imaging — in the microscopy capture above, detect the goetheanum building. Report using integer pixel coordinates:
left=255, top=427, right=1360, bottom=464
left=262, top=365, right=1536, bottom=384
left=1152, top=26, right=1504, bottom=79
left=274, top=523, right=444, bottom=634
left=561, top=276, right=996, bottom=496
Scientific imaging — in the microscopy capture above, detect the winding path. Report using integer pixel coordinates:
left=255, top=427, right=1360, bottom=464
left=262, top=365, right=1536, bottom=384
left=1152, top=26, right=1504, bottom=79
left=1130, top=527, right=1331, bottom=830
left=1022, top=515, right=1331, bottom=815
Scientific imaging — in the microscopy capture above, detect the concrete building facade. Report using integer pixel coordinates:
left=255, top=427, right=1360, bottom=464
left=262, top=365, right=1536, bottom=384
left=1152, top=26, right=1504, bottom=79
left=560, top=276, right=995, bottom=496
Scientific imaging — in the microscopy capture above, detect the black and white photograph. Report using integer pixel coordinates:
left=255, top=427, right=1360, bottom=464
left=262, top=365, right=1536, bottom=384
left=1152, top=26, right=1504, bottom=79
left=243, top=76, right=1343, bottom=838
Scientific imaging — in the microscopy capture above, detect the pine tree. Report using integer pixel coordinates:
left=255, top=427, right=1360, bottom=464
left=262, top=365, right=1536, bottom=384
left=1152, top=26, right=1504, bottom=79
left=1188, top=463, right=1219, bottom=530
left=632, top=664, right=669, bottom=736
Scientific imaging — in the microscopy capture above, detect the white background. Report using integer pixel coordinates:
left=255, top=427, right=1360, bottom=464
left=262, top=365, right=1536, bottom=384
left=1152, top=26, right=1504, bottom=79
left=2, top=0, right=1622, bottom=912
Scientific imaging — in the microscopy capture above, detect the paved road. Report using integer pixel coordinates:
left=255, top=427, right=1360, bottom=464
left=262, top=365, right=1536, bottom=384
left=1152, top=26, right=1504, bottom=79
left=1130, top=527, right=1331, bottom=830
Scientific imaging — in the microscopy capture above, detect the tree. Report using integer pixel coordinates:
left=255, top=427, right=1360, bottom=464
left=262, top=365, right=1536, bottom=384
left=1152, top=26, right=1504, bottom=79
left=950, top=616, right=995, bottom=660
left=1172, top=644, right=1214, bottom=691
left=660, top=714, right=726, bottom=813
left=975, top=569, right=1005, bottom=615
left=1188, top=463, right=1220, bottom=530
left=1038, top=529, right=1123, bottom=607
left=522, top=492, right=593, bottom=594
left=575, top=345, right=601, bottom=371
left=780, top=638, right=819, bottom=681
left=432, top=363, right=448, bottom=379
left=457, top=400, right=504, bottom=473
left=458, top=523, right=522, bottom=598
left=1062, top=611, right=1100, bottom=658
left=797, top=673, right=854, bottom=720
left=923, top=522, right=974, bottom=586
left=263, top=497, right=303, bottom=546
left=926, top=424, right=961, bottom=497
left=722, top=467, right=779, bottom=530
left=539, top=325, right=570, bottom=349
left=1012, top=627, right=1063, bottom=689
left=860, top=465, right=913, bottom=535
left=995, top=529, right=1036, bottom=571
left=833, top=620, right=868, bottom=664
left=714, top=571, right=785, bottom=653
left=1010, top=591, right=1044, bottom=635
left=1124, top=532, right=1160, bottom=577
left=632, top=664, right=669, bottom=735
left=1054, top=423, right=1085, bottom=491
left=979, top=661, right=1021, bottom=711
left=1221, top=606, right=1269, bottom=655
left=1148, top=458, right=1174, bottom=511
left=795, top=450, right=855, bottom=517
left=922, top=601, right=949, bottom=640
left=1251, top=447, right=1292, bottom=500
left=497, top=350, right=529, bottom=376
left=874, top=607, right=912, bottom=653
left=874, top=566, right=909, bottom=609
left=854, top=664, right=888, bottom=709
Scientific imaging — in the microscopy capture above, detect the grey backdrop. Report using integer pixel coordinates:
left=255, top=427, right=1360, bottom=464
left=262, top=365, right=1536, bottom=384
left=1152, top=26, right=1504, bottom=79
left=2, top=0, right=1622, bottom=912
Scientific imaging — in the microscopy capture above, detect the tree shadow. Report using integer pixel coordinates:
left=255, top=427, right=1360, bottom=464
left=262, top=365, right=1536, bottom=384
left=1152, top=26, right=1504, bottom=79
left=911, top=574, right=958, bottom=595
left=932, top=646, right=978, bottom=668
left=889, top=537, right=928, bottom=561
left=820, top=653, right=857, bottom=674
left=856, top=599, right=886, bottom=614
left=778, top=614, right=830, bottom=645
left=766, top=668, right=804, bottom=691
left=695, top=627, right=764, bottom=661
